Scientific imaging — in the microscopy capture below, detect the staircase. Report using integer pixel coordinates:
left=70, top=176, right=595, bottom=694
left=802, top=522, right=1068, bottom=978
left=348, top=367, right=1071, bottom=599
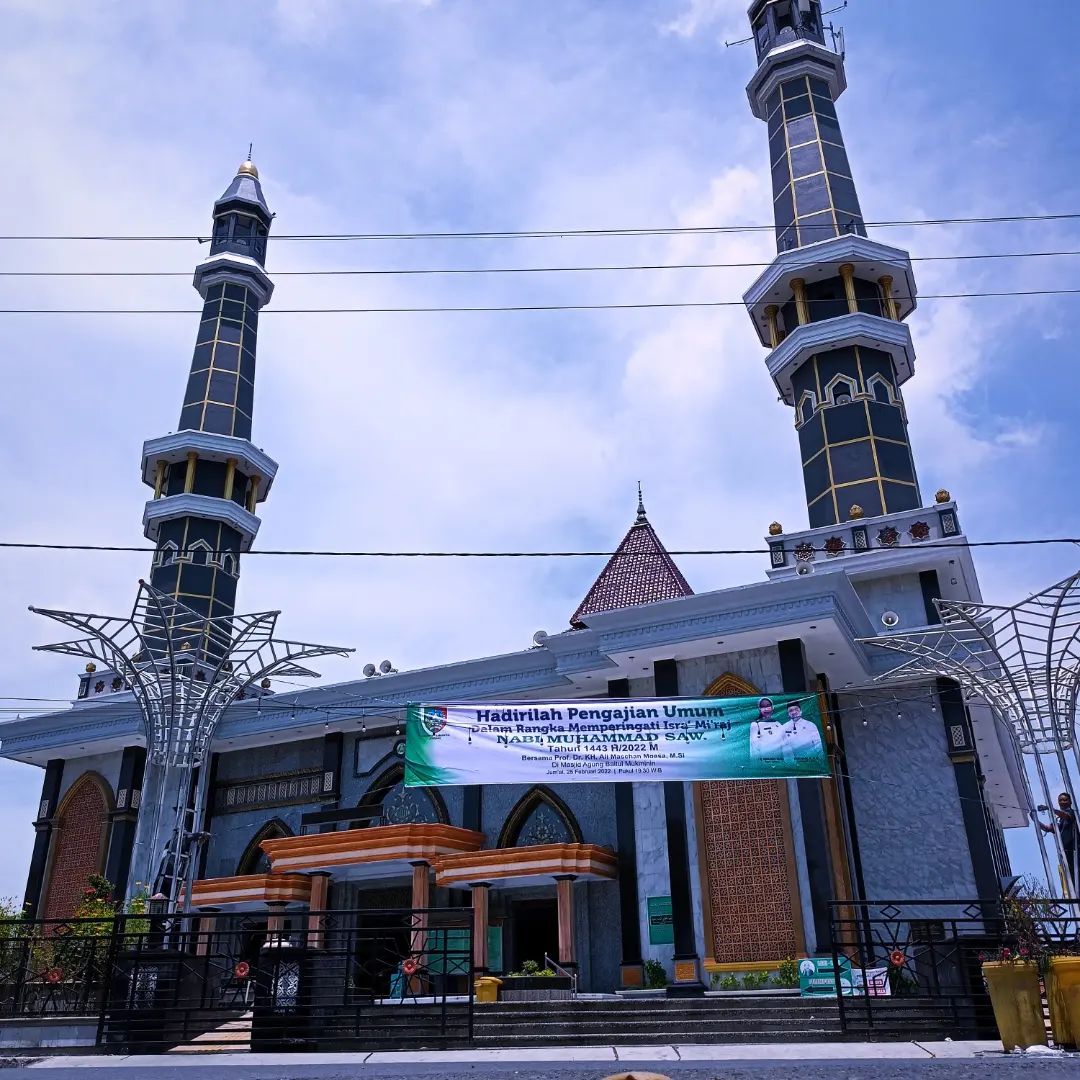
left=472, top=996, right=846, bottom=1047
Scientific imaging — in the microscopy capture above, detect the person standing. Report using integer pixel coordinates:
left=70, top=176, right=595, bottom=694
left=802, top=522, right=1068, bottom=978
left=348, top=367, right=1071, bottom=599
left=1038, top=792, right=1078, bottom=893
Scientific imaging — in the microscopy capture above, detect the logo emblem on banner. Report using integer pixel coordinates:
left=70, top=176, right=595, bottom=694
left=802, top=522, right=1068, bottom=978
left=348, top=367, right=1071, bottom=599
left=420, top=706, right=448, bottom=737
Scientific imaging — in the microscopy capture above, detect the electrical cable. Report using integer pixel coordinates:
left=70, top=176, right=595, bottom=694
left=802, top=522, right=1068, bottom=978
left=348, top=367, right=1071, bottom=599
left=1, top=288, right=1077, bottom=315
left=1, top=536, right=1078, bottom=558
left=2, top=249, right=1079, bottom=278
left=0, top=210, right=1077, bottom=242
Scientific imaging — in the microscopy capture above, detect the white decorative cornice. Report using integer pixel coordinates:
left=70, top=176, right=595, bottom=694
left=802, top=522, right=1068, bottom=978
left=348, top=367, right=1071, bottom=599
left=766, top=313, right=914, bottom=404
left=742, top=236, right=916, bottom=346
left=142, top=494, right=262, bottom=550
left=140, top=431, right=279, bottom=498
left=193, top=253, right=274, bottom=306
left=745, top=41, right=846, bottom=120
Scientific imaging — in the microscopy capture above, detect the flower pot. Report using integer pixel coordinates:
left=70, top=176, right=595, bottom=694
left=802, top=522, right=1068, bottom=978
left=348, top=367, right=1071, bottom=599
left=1048, top=956, right=1080, bottom=1049
left=982, top=961, right=1047, bottom=1052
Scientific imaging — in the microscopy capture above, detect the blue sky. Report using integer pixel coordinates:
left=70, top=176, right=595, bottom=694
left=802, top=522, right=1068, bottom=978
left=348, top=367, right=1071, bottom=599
left=1, top=0, right=1079, bottom=900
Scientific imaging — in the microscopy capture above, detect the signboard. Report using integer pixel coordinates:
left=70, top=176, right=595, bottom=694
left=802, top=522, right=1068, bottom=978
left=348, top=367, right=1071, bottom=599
left=799, top=956, right=856, bottom=997
left=487, top=925, right=503, bottom=973
left=405, top=694, right=828, bottom=787
left=646, top=895, right=674, bottom=944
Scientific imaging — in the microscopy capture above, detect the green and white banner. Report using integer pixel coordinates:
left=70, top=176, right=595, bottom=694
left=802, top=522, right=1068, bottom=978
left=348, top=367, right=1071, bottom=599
left=404, top=693, right=829, bottom=787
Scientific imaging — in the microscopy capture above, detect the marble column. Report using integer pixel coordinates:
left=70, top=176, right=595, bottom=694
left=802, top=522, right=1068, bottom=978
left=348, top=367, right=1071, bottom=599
left=555, top=875, right=577, bottom=969
left=306, top=872, right=331, bottom=948
left=195, top=907, right=218, bottom=957
left=471, top=882, right=491, bottom=974
left=410, top=861, right=431, bottom=988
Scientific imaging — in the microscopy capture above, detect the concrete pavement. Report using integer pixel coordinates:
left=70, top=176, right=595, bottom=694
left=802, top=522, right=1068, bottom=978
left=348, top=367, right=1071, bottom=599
left=0, top=1039, right=1024, bottom=1069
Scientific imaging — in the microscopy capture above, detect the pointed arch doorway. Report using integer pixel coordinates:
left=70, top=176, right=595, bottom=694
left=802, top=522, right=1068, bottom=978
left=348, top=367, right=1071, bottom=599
left=498, top=788, right=581, bottom=972
left=695, top=673, right=805, bottom=968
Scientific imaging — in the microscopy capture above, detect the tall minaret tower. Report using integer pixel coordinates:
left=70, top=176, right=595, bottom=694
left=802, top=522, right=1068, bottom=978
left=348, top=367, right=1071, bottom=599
left=742, top=0, right=921, bottom=529
left=139, top=159, right=279, bottom=636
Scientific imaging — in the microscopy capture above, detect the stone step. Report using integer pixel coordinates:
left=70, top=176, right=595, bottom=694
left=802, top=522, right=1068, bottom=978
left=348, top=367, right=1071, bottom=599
left=471, top=1029, right=848, bottom=1047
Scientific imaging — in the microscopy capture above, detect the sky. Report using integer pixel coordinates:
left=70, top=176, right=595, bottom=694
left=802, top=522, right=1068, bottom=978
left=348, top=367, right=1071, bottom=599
left=1, top=0, right=1079, bottom=901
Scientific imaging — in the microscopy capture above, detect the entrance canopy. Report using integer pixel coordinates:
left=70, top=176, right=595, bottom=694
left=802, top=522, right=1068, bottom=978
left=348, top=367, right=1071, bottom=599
left=187, top=872, right=312, bottom=910
left=259, top=823, right=484, bottom=881
left=434, top=843, right=617, bottom=888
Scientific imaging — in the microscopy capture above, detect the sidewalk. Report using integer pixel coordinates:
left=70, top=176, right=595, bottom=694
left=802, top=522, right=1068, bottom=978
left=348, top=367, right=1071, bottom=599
left=22, top=1040, right=1007, bottom=1067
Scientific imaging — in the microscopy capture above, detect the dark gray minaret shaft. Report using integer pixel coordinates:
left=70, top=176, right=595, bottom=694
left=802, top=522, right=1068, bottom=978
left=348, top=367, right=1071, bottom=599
left=139, top=160, right=279, bottom=638
left=744, top=1, right=921, bottom=527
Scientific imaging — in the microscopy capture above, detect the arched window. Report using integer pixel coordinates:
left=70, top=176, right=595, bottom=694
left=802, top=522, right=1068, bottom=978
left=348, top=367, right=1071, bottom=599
left=797, top=391, right=817, bottom=426
left=826, top=375, right=857, bottom=406
left=867, top=374, right=894, bottom=405
left=237, top=819, right=292, bottom=876
left=220, top=553, right=236, bottom=577
left=155, top=540, right=178, bottom=567
left=40, top=772, right=112, bottom=921
left=189, top=540, right=211, bottom=566
left=498, top=787, right=582, bottom=848
left=357, top=765, right=447, bottom=827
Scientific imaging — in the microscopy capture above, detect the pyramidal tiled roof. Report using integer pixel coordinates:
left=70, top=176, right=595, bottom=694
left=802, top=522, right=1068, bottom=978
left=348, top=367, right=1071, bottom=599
left=570, top=490, right=693, bottom=628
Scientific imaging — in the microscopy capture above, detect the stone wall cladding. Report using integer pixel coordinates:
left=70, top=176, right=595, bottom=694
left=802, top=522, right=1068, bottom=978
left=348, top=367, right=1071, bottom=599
left=839, top=690, right=979, bottom=899
left=41, top=773, right=109, bottom=921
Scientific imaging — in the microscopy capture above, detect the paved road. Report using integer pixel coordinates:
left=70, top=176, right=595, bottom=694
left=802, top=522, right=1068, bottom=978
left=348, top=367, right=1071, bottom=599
left=3, top=1058, right=1078, bottom=1079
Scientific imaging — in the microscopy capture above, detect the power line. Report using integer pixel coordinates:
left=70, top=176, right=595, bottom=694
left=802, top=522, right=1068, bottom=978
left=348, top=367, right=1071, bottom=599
left=0, top=210, right=1077, bottom=243
left=2, top=537, right=1079, bottom=558
left=1, top=288, right=1078, bottom=315
left=2, top=249, right=1079, bottom=278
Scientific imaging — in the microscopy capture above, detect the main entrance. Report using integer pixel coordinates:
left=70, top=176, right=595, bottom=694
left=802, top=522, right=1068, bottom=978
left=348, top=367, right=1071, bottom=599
left=510, top=897, right=559, bottom=970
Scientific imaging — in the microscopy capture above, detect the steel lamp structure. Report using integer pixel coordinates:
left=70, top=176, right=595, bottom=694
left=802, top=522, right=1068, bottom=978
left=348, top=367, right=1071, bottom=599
left=31, top=580, right=352, bottom=910
left=864, top=570, right=1080, bottom=895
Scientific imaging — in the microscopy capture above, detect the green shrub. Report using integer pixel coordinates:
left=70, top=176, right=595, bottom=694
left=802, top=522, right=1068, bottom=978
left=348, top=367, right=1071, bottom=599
left=643, top=959, right=668, bottom=989
left=774, top=957, right=800, bottom=989
left=742, top=970, right=770, bottom=990
left=718, top=973, right=739, bottom=991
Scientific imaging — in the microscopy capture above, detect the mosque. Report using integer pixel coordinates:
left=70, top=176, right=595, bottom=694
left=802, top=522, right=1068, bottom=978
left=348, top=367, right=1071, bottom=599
left=1, top=0, right=1027, bottom=994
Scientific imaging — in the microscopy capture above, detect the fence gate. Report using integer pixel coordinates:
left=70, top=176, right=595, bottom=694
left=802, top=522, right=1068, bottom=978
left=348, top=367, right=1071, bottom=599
left=829, top=900, right=1002, bottom=1039
left=89, top=906, right=474, bottom=1052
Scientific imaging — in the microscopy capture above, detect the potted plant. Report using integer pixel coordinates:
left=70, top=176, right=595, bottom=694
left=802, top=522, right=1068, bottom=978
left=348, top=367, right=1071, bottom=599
left=1004, top=878, right=1076, bottom=1049
left=980, top=945, right=1046, bottom=1052
left=497, top=959, right=573, bottom=1001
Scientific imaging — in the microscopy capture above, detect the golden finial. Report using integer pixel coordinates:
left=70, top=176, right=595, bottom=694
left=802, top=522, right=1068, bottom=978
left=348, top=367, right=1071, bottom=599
left=848, top=504, right=864, bottom=520
left=85, top=662, right=97, bottom=673
left=935, top=488, right=951, bottom=504
left=237, top=145, right=259, bottom=178
left=768, top=522, right=783, bottom=536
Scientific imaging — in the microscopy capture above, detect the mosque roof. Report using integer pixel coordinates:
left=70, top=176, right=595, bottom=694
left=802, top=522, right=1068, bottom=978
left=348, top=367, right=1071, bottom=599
left=569, top=488, right=694, bottom=628
left=215, top=158, right=270, bottom=218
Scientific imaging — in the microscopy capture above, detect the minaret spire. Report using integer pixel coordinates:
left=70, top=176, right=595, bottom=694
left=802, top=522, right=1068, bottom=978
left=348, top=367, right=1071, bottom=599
left=742, top=1, right=921, bottom=529
left=138, top=162, right=280, bottom=640
left=636, top=481, right=647, bottom=523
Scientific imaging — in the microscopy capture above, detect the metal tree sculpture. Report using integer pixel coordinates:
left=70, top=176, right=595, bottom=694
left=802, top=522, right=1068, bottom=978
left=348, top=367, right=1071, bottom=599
left=32, top=580, right=352, bottom=909
left=862, top=569, right=1080, bottom=895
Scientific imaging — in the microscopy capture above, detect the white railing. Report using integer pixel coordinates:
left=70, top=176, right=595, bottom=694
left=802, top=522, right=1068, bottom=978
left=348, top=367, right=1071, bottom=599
left=544, top=954, right=578, bottom=999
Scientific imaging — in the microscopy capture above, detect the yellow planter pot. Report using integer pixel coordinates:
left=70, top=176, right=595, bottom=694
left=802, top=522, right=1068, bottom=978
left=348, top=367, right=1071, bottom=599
left=982, top=961, right=1047, bottom=1052
left=1048, top=956, right=1080, bottom=1049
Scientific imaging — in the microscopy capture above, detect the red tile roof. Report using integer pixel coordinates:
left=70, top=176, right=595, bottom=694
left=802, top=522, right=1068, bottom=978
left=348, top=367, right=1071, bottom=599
left=570, top=500, right=693, bottom=627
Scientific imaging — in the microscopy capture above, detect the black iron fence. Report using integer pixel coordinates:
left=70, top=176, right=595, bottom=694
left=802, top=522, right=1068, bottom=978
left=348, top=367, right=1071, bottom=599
left=1, top=907, right=473, bottom=1053
left=829, top=898, right=1080, bottom=1039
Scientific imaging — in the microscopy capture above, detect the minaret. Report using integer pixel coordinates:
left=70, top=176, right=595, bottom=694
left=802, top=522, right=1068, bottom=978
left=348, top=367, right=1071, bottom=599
left=139, top=159, right=279, bottom=633
left=742, top=1, right=921, bottom=529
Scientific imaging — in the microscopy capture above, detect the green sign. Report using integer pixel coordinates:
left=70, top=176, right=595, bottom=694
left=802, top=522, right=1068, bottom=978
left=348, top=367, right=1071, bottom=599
left=405, top=694, right=829, bottom=787
left=799, top=956, right=856, bottom=997
left=487, top=925, right=503, bottom=973
left=427, top=928, right=471, bottom=976
left=647, top=895, right=674, bottom=945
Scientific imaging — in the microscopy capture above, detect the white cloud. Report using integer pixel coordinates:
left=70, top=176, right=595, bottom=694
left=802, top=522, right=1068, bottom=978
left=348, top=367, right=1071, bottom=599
left=0, top=1, right=1074, bottom=897
left=662, top=0, right=748, bottom=40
